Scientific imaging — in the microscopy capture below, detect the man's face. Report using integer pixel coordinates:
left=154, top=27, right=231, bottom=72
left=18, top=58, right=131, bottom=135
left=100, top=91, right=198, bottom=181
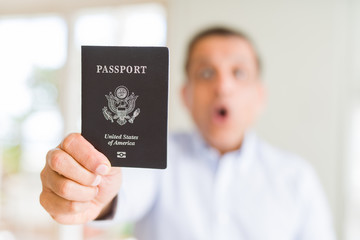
left=183, top=35, right=265, bottom=154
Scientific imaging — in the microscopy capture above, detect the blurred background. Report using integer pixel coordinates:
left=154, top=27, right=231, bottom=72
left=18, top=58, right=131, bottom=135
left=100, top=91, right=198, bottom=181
left=0, top=0, right=359, bottom=239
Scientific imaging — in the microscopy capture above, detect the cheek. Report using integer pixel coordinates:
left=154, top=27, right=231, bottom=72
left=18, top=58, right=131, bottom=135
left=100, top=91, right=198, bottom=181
left=233, top=89, right=261, bottom=120
left=191, top=86, right=212, bottom=109
left=189, top=88, right=214, bottom=126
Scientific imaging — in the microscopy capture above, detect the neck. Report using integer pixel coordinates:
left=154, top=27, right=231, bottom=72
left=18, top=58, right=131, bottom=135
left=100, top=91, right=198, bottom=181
left=207, top=135, right=244, bottom=156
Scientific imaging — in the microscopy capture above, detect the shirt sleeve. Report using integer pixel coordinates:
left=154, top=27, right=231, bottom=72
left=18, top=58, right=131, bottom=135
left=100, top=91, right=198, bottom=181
left=112, top=167, right=160, bottom=223
left=295, top=163, right=337, bottom=240
left=90, top=167, right=160, bottom=228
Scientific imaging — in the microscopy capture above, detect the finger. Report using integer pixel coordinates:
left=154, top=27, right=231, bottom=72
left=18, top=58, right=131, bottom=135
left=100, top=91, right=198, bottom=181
left=44, top=166, right=98, bottom=201
left=46, top=148, right=102, bottom=187
left=40, top=188, right=93, bottom=216
left=60, top=133, right=111, bottom=176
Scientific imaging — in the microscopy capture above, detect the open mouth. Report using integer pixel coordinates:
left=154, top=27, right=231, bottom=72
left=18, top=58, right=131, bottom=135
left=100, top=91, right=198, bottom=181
left=218, top=107, right=227, bottom=118
left=213, top=105, right=229, bottom=123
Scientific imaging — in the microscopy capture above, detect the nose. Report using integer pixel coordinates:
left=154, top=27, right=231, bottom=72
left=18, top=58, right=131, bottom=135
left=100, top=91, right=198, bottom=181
left=214, top=70, right=234, bottom=97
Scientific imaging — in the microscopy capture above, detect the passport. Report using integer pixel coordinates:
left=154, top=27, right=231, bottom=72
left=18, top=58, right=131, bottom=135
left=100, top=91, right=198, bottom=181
left=81, top=46, right=168, bottom=169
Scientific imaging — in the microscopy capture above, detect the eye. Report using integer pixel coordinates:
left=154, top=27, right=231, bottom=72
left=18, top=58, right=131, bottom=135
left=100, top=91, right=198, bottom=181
left=198, top=68, right=215, bottom=80
left=234, top=68, right=247, bottom=80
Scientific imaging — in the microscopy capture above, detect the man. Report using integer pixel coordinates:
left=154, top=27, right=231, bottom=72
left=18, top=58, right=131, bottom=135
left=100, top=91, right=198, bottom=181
left=40, top=27, right=336, bottom=239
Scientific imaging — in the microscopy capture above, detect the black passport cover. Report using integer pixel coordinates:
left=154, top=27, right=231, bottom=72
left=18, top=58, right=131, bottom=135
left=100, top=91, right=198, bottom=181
left=81, top=46, right=168, bottom=169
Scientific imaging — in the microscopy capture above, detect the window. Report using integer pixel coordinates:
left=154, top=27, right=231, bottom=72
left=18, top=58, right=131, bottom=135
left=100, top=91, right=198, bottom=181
left=0, top=15, right=66, bottom=239
left=0, top=3, right=166, bottom=239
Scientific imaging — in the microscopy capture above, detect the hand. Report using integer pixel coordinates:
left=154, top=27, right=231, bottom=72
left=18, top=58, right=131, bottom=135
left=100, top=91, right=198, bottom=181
left=40, top=133, right=122, bottom=224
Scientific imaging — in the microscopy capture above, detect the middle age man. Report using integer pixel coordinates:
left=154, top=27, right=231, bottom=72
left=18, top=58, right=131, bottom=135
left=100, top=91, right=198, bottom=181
left=40, top=27, right=335, bottom=240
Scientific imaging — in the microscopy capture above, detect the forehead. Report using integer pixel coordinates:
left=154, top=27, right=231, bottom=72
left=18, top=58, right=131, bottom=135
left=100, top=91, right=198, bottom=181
left=189, top=35, right=257, bottom=67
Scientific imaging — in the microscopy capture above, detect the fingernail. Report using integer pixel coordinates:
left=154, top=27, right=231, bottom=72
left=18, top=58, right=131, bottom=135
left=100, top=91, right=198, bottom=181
left=96, top=164, right=109, bottom=175
left=91, top=175, right=102, bottom=186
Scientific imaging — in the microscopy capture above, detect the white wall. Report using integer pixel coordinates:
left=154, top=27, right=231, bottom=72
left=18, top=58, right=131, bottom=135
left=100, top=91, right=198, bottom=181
left=167, top=0, right=351, bottom=238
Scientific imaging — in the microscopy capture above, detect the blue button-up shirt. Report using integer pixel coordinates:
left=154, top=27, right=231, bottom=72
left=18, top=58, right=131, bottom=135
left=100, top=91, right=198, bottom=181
left=111, top=131, right=335, bottom=240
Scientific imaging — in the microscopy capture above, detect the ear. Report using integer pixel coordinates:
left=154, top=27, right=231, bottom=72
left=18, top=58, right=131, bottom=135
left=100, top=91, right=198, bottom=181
left=181, top=81, right=192, bottom=111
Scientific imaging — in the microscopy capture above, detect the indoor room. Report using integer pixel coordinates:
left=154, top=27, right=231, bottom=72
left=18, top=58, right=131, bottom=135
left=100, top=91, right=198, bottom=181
left=0, top=0, right=359, bottom=239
